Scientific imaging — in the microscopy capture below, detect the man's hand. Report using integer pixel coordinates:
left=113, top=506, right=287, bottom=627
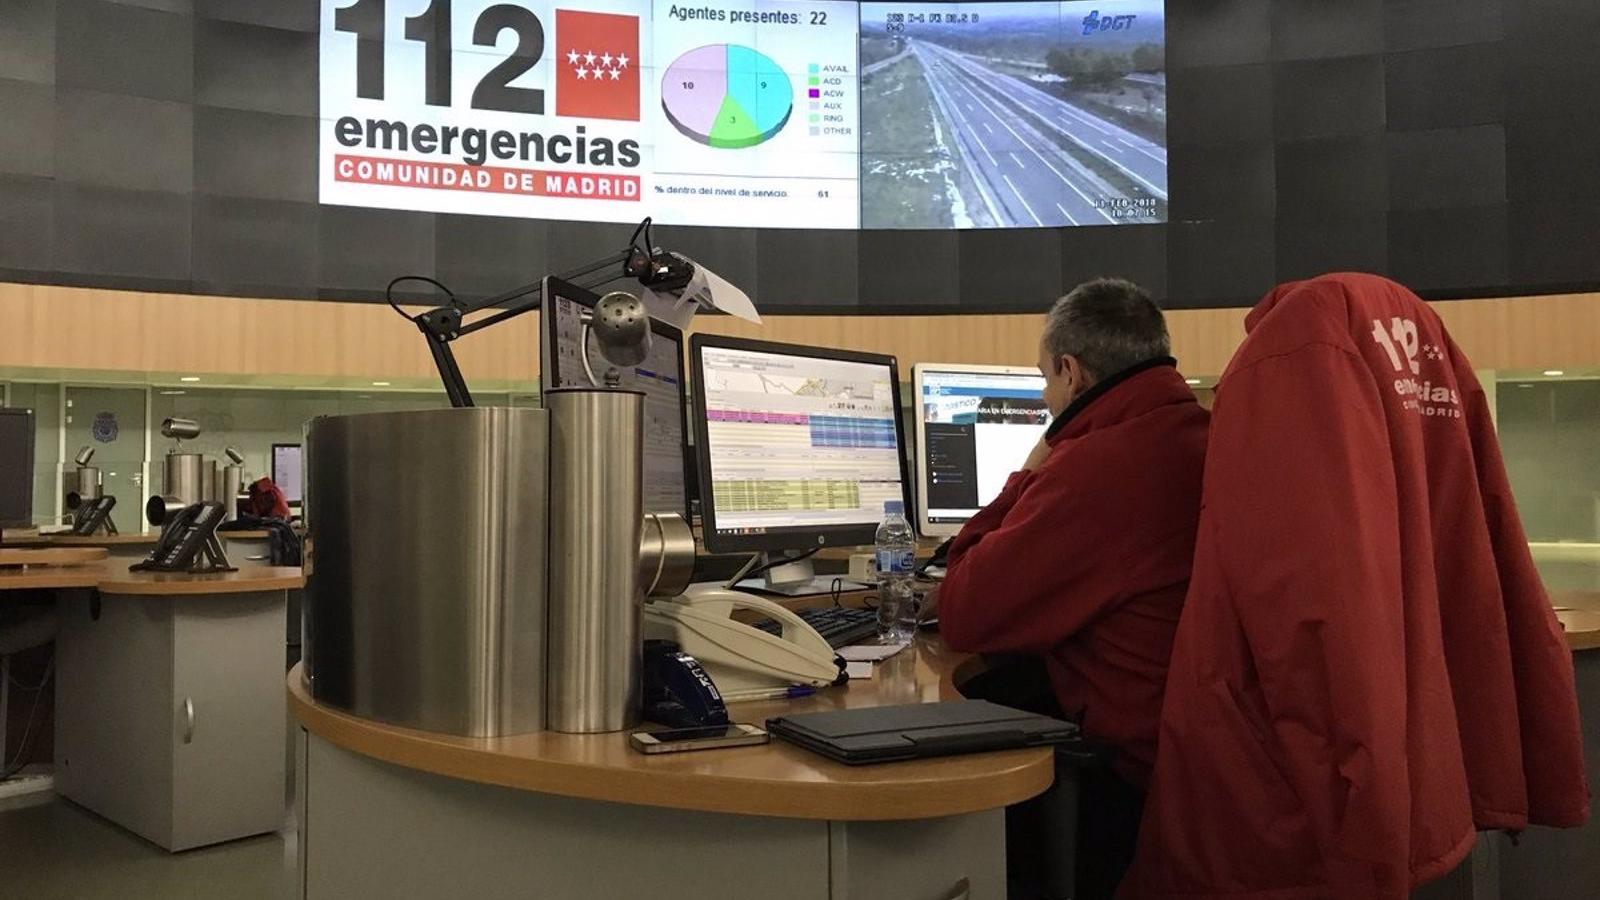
left=1022, top=436, right=1053, bottom=472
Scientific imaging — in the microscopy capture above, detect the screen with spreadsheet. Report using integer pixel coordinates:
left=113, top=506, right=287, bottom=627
left=691, top=336, right=909, bottom=553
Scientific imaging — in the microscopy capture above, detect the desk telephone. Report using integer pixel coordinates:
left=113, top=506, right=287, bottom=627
left=70, top=496, right=119, bottom=536
left=643, top=586, right=848, bottom=702
left=131, top=501, right=236, bottom=573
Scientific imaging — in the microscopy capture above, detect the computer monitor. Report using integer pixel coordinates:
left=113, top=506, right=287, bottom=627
left=541, top=276, right=691, bottom=519
left=0, top=407, right=35, bottom=529
left=271, top=443, right=303, bottom=505
left=690, top=334, right=911, bottom=591
left=912, top=363, right=1050, bottom=538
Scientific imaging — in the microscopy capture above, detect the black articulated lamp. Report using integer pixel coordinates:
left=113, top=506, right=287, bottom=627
left=398, top=217, right=695, bottom=407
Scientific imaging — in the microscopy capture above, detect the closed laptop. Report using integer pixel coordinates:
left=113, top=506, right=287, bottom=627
left=767, top=700, right=1079, bottom=765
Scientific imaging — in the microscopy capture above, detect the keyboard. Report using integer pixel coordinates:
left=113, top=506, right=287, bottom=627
left=755, top=606, right=880, bottom=649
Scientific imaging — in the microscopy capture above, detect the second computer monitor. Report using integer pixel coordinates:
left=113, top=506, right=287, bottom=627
left=543, top=276, right=691, bottom=520
left=271, top=443, right=304, bottom=506
left=913, top=363, right=1051, bottom=538
left=690, top=334, right=911, bottom=555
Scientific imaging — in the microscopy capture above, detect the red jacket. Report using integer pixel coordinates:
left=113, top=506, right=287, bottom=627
left=939, top=360, right=1210, bottom=787
left=1124, top=274, right=1588, bottom=899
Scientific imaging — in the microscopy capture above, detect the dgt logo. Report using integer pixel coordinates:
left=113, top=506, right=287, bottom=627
left=554, top=9, right=640, bottom=121
left=1081, top=10, right=1138, bottom=35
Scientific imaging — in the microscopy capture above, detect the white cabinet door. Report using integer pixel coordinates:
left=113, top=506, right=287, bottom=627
left=54, top=589, right=176, bottom=846
left=170, top=591, right=287, bottom=850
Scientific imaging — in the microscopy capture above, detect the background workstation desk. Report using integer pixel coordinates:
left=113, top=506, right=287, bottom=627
left=2, top=530, right=161, bottom=560
left=0, top=561, right=304, bottom=851
left=289, top=631, right=1055, bottom=900
left=6, top=528, right=282, bottom=567
left=1498, top=604, right=1600, bottom=899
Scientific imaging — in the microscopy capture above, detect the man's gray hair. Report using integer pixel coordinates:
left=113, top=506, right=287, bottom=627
left=1043, top=278, right=1170, bottom=384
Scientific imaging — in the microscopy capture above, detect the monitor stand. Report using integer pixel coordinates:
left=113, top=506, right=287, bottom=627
left=728, top=552, right=867, bottom=598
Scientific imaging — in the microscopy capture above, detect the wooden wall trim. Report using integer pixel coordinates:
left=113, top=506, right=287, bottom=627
left=2, top=281, right=1596, bottom=384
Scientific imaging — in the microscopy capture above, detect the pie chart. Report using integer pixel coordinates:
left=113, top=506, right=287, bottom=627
left=662, top=44, right=793, bottom=149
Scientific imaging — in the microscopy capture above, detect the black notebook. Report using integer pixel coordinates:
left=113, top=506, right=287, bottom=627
left=767, top=700, right=1079, bottom=765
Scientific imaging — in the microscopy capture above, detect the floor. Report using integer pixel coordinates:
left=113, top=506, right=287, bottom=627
left=0, top=791, right=294, bottom=900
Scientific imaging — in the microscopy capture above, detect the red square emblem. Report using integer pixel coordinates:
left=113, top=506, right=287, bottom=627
left=555, top=9, right=640, bottom=121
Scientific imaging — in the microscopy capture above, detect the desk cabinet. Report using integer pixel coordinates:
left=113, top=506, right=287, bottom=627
left=55, top=587, right=287, bottom=851
left=298, top=732, right=1004, bottom=900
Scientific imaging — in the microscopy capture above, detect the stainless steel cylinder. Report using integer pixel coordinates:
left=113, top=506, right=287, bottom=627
left=160, top=417, right=201, bottom=440
left=222, top=464, right=243, bottom=521
left=164, top=453, right=204, bottom=506
left=202, top=460, right=219, bottom=505
left=305, top=407, right=549, bottom=737
left=72, top=466, right=101, bottom=503
left=546, top=389, right=644, bottom=734
left=640, top=512, right=695, bottom=598
left=147, top=494, right=186, bottom=527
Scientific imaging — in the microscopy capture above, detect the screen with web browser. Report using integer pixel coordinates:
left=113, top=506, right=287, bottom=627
left=916, top=367, right=1048, bottom=531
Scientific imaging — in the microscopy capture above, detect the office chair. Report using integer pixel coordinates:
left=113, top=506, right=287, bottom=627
left=958, top=655, right=1114, bottom=900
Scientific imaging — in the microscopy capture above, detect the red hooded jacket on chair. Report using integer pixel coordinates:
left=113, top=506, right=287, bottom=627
left=1123, top=274, right=1587, bottom=899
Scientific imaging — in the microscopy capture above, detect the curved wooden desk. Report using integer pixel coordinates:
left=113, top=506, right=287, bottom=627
left=0, top=561, right=304, bottom=594
left=291, top=632, right=1052, bottom=900
left=289, top=638, right=1052, bottom=822
left=0, top=564, right=102, bottom=590
left=0, top=547, right=109, bottom=567
left=1557, top=608, right=1600, bottom=653
left=100, top=567, right=303, bottom=595
left=5, top=532, right=159, bottom=547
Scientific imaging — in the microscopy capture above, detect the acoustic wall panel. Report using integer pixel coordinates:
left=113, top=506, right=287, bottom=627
left=0, top=0, right=1595, bottom=313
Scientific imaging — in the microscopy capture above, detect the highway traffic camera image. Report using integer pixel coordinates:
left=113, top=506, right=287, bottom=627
left=861, top=1, right=1167, bottom=229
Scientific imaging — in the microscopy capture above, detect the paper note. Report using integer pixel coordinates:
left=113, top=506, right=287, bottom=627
left=845, top=661, right=874, bottom=680
left=641, top=255, right=761, bottom=331
left=837, top=643, right=908, bottom=663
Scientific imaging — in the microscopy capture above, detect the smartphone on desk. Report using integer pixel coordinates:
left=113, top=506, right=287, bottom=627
left=629, top=723, right=769, bottom=755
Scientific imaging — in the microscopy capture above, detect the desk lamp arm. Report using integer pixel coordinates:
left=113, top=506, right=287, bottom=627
left=408, top=217, right=692, bottom=408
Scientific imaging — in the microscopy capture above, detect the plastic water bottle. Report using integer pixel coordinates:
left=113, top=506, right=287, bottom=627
left=875, top=500, right=917, bottom=645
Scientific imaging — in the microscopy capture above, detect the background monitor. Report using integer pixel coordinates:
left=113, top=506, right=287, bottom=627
left=541, top=277, right=691, bottom=520
left=913, top=363, right=1050, bottom=538
left=0, top=407, right=35, bottom=528
left=691, top=334, right=911, bottom=555
left=271, top=443, right=303, bottom=506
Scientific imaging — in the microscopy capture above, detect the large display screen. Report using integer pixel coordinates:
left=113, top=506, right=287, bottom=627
left=319, top=0, right=1165, bottom=230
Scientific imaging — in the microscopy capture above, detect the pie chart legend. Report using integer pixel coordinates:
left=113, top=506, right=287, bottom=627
left=663, top=44, right=796, bottom=149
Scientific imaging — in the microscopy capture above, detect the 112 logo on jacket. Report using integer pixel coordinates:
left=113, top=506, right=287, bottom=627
left=1373, top=317, right=1462, bottom=418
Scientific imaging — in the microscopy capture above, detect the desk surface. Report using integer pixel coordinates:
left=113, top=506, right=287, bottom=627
left=0, top=547, right=109, bottom=567
left=0, top=560, right=305, bottom=594
left=4, top=532, right=160, bottom=547
left=1557, top=608, right=1600, bottom=653
left=288, top=637, right=1054, bottom=822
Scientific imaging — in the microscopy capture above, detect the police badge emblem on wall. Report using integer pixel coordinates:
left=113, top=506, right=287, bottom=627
left=93, top=411, right=118, bottom=443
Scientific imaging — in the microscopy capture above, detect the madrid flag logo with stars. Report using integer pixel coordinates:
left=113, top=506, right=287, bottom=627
left=555, top=9, right=639, bottom=121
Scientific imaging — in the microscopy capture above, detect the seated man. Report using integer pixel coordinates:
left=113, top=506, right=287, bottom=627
left=937, top=278, right=1210, bottom=898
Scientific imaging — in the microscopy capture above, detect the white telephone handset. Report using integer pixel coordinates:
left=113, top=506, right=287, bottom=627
left=642, top=584, right=844, bottom=701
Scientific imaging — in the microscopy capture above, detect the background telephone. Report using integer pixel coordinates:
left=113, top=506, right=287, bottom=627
left=643, top=586, right=847, bottom=702
left=131, top=501, right=235, bottom=573
left=70, top=496, right=118, bottom=536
